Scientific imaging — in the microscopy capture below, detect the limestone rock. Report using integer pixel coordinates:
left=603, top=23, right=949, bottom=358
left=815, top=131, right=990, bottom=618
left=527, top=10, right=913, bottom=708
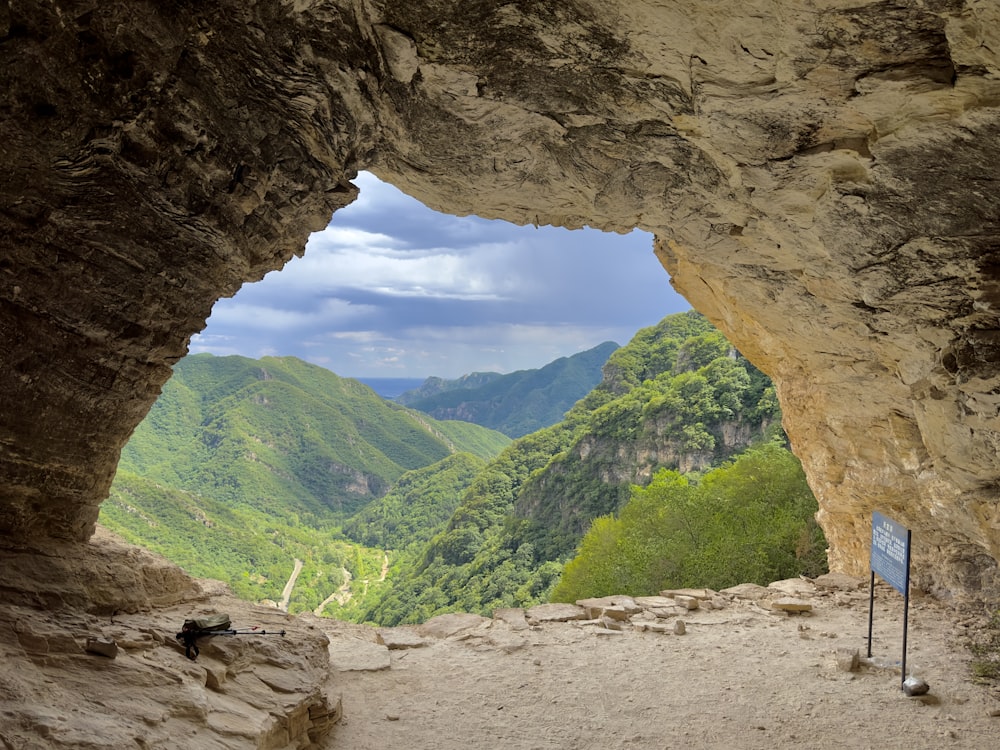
left=376, top=628, right=429, bottom=650
left=526, top=604, right=588, bottom=623
left=813, top=573, right=866, bottom=592
left=836, top=648, right=860, bottom=672
left=721, top=584, right=772, bottom=601
left=903, top=676, right=931, bottom=697
left=418, top=612, right=491, bottom=639
left=0, top=540, right=337, bottom=749
left=672, top=596, right=702, bottom=611
left=84, top=636, right=118, bottom=658
left=634, top=596, right=677, bottom=609
left=327, top=636, right=391, bottom=673
left=771, top=598, right=814, bottom=613
left=638, top=622, right=674, bottom=634
left=661, top=588, right=715, bottom=601
left=598, top=616, right=625, bottom=631
left=493, top=608, right=530, bottom=631
left=576, top=596, right=643, bottom=621
left=2, top=0, right=1000, bottom=603
left=647, top=607, right=681, bottom=620
left=768, top=579, right=818, bottom=598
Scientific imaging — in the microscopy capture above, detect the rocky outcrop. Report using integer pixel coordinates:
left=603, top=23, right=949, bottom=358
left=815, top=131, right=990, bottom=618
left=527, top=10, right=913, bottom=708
left=0, top=528, right=339, bottom=749
left=2, top=1, right=1000, bottom=598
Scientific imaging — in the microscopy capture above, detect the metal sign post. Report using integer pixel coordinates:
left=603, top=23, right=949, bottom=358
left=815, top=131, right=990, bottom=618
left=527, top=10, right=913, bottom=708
left=867, top=510, right=912, bottom=690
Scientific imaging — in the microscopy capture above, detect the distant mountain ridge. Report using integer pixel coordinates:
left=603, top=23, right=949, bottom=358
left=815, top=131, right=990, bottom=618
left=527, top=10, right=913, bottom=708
left=395, top=341, right=620, bottom=437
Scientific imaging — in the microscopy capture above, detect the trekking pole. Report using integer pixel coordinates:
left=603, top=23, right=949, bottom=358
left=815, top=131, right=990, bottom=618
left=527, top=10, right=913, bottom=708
left=176, top=625, right=286, bottom=659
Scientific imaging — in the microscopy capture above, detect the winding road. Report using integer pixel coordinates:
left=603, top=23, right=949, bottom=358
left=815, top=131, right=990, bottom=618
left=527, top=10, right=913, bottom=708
left=278, top=558, right=303, bottom=612
left=313, top=553, right=389, bottom=616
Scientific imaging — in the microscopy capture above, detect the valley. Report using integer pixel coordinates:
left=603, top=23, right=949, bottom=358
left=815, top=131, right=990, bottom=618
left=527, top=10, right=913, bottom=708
left=101, top=312, right=823, bottom=628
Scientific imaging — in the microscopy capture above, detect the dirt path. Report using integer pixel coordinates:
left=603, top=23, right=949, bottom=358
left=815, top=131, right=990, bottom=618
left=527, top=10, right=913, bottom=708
left=319, top=582, right=999, bottom=750
left=278, top=557, right=303, bottom=612
left=316, top=556, right=390, bottom=615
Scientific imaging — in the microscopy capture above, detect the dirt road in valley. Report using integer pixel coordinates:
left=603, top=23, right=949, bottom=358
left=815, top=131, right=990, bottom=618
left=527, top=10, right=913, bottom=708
left=278, top=558, right=303, bottom=612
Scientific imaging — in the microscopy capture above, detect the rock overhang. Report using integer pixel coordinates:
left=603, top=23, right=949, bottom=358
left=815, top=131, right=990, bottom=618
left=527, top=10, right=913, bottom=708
left=1, top=0, right=999, bottom=599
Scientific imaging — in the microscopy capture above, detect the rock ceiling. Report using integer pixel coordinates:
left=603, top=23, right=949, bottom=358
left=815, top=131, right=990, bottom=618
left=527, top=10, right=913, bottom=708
left=2, top=0, right=999, bottom=598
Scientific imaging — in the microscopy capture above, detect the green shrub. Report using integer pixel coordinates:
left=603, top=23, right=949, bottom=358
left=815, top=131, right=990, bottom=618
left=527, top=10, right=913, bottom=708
left=551, top=441, right=827, bottom=601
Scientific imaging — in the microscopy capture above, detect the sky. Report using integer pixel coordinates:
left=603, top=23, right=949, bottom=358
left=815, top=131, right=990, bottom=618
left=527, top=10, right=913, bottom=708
left=189, top=172, right=692, bottom=379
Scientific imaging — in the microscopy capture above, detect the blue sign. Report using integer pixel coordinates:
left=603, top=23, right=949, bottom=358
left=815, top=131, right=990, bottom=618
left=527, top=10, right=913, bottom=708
left=871, top=511, right=911, bottom=595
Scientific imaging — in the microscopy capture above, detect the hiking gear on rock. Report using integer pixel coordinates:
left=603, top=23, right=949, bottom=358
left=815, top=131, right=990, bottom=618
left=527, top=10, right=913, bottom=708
left=175, top=614, right=286, bottom=660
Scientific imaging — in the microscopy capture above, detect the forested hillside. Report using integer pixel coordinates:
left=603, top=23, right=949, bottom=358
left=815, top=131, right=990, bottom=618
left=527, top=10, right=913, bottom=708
left=117, top=354, right=509, bottom=517
left=551, top=442, right=827, bottom=602
left=101, top=317, right=824, bottom=624
left=360, top=311, right=823, bottom=625
left=395, top=341, right=619, bottom=437
left=101, top=354, right=510, bottom=608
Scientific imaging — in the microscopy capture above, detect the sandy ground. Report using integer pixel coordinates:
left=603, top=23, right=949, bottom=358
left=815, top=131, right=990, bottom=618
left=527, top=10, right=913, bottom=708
left=318, top=585, right=1000, bottom=750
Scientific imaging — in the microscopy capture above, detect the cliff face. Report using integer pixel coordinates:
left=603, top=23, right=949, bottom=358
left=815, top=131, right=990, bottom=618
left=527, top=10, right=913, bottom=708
left=2, top=1, right=999, bottom=598
left=515, top=414, right=775, bottom=547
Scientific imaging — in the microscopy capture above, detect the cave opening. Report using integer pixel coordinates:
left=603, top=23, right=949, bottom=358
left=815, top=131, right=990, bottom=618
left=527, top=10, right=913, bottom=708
left=188, top=171, right=690, bottom=385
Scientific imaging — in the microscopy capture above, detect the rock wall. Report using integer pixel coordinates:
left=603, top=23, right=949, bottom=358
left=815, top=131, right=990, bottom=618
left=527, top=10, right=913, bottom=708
left=2, top=1, right=999, bottom=598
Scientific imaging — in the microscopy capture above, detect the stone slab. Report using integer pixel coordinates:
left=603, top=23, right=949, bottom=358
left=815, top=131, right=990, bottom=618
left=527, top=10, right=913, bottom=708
left=634, top=596, right=676, bottom=609
left=376, top=628, right=429, bottom=650
left=768, top=578, right=817, bottom=597
left=812, top=572, right=865, bottom=592
left=327, top=637, right=391, bottom=672
left=526, top=603, right=587, bottom=623
left=661, top=588, right=715, bottom=600
left=771, top=597, right=813, bottom=613
left=418, top=613, right=491, bottom=639
left=493, top=608, right=529, bottom=630
left=720, top=583, right=771, bottom=600
left=576, top=596, right=642, bottom=614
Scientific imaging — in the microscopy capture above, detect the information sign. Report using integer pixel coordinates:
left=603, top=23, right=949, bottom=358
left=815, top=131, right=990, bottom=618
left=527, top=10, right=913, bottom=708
left=870, top=511, right=910, bottom=595
left=867, top=510, right=914, bottom=691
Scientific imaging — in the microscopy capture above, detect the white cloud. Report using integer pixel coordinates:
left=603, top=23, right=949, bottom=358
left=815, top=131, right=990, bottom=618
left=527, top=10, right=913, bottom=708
left=191, top=172, right=692, bottom=377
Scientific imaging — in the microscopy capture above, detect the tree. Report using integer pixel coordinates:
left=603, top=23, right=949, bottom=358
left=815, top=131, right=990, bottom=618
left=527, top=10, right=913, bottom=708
left=550, top=442, right=827, bottom=600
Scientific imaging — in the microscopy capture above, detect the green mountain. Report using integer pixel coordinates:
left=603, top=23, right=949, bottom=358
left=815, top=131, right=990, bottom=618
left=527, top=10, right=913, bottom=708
left=118, top=353, right=510, bottom=519
left=100, top=322, right=823, bottom=624
left=100, top=354, right=511, bottom=609
left=341, top=451, right=487, bottom=550
left=395, top=341, right=620, bottom=437
left=360, top=311, right=822, bottom=625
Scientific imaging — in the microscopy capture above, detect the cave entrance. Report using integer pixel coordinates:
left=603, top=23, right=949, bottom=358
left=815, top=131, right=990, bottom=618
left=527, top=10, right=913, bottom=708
left=189, top=172, right=690, bottom=385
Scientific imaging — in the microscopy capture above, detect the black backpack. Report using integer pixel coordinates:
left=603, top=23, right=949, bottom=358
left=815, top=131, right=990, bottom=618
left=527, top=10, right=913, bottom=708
left=175, top=614, right=232, bottom=660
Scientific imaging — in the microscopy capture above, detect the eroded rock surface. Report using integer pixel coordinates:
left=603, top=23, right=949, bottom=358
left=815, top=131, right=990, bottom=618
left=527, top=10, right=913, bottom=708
left=0, top=528, right=339, bottom=749
left=2, top=1, right=1000, bottom=597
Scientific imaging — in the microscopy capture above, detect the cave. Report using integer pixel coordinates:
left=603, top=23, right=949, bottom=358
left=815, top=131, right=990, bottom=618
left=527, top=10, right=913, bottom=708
left=2, top=0, right=1000, bottom=601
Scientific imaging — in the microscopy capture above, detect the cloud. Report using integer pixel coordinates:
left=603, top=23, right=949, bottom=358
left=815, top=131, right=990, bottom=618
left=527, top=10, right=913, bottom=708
left=190, top=172, right=691, bottom=378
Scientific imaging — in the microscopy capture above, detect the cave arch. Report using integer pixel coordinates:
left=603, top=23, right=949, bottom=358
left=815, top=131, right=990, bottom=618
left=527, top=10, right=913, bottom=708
left=2, top=0, right=1000, bottom=598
